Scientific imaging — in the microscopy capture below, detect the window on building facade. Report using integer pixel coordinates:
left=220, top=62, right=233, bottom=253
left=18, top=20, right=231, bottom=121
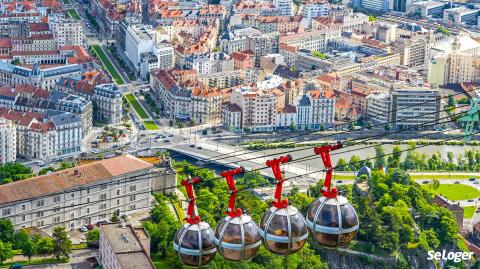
left=54, top=196, right=61, bottom=203
left=129, top=185, right=136, bottom=192
left=36, top=200, right=44, bottom=207
left=2, top=209, right=10, bottom=217
left=21, top=204, right=26, bottom=211
left=100, top=193, right=107, bottom=200
left=116, top=189, right=120, bottom=195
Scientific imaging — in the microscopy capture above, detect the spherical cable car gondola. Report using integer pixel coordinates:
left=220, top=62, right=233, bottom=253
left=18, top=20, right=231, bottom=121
left=260, top=155, right=309, bottom=255
left=174, top=177, right=217, bottom=267
left=214, top=167, right=262, bottom=261
left=306, top=142, right=359, bottom=247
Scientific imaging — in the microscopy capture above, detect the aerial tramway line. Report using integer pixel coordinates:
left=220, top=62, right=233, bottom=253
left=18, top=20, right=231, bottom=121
left=171, top=106, right=480, bottom=266
left=173, top=141, right=358, bottom=266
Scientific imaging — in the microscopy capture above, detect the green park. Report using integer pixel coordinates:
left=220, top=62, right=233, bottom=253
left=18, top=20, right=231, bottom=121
left=91, top=45, right=125, bottom=85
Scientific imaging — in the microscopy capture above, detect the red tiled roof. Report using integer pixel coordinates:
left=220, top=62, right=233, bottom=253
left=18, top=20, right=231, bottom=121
left=0, top=155, right=153, bottom=204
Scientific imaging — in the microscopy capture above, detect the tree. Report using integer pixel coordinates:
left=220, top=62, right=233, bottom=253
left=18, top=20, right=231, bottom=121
left=32, top=235, right=54, bottom=254
left=384, top=123, right=392, bottom=131
left=388, top=146, right=402, bottom=168
left=14, top=229, right=30, bottom=249
left=21, top=237, right=37, bottom=261
left=237, top=171, right=269, bottom=189
left=336, top=158, right=348, bottom=171
left=289, top=122, right=296, bottom=132
left=431, top=179, right=440, bottom=190
left=374, top=145, right=386, bottom=170
left=366, top=121, right=373, bottom=130
left=0, top=218, right=14, bottom=243
left=52, top=226, right=72, bottom=260
left=111, top=212, right=120, bottom=222
left=86, top=229, right=100, bottom=242
left=0, top=240, right=13, bottom=264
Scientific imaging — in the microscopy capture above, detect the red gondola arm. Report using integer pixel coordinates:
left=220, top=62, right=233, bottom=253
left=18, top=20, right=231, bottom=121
left=182, top=177, right=202, bottom=224
left=220, top=167, right=245, bottom=218
left=313, top=141, right=342, bottom=198
left=266, top=155, right=292, bottom=209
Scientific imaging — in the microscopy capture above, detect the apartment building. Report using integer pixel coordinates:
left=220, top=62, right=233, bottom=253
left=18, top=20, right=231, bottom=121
left=99, top=223, right=155, bottom=269
left=391, top=87, right=441, bottom=130
left=280, top=29, right=341, bottom=53
left=367, top=91, right=391, bottom=124
left=0, top=154, right=176, bottom=234
left=191, top=88, right=223, bottom=124
left=93, top=84, right=124, bottom=124
left=302, top=0, right=331, bottom=28
left=48, top=19, right=84, bottom=48
left=0, top=117, right=16, bottom=164
left=219, top=27, right=261, bottom=55
left=139, top=43, right=174, bottom=80
left=0, top=84, right=93, bottom=136
left=11, top=34, right=55, bottom=51
left=295, top=90, right=335, bottom=130
left=245, top=32, right=280, bottom=66
left=150, top=69, right=192, bottom=120
left=393, top=33, right=430, bottom=68
left=0, top=109, right=82, bottom=161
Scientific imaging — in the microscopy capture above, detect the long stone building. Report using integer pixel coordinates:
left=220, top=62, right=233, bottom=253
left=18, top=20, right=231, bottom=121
left=0, top=154, right=176, bottom=234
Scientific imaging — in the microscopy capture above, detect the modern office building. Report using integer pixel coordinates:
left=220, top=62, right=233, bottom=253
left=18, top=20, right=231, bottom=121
left=391, top=87, right=440, bottom=130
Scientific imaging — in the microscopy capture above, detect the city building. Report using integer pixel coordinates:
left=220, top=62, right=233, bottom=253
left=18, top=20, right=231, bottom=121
left=0, top=154, right=176, bottom=233
left=295, top=90, right=335, bottom=130
left=302, top=0, right=331, bottom=28
left=0, top=84, right=93, bottom=136
left=0, top=109, right=82, bottom=161
left=48, top=18, right=84, bottom=48
left=246, top=32, right=280, bottom=66
left=391, top=87, right=440, bottom=130
left=0, top=62, right=82, bottom=91
left=410, top=1, right=446, bottom=18
left=443, top=7, right=478, bottom=27
left=280, top=29, right=341, bottom=53
left=99, top=223, right=155, bottom=269
left=367, top=91, right=391, bottom=124
left=354, top=0, right=388, bottom=12
left=428, top=35, right=480, bottom=86
left=139, top=43, right=174, bottom=80
left=0, top=117, right=16, bottom=164
left=125, top=24, right=156, bottom=71
left=56, top=72, right=123, bottom=125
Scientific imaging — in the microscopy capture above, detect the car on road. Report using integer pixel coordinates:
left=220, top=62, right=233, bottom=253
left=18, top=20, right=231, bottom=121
left=80, top=226, right=88, bottom=232
left=422, top=180, right=430, bottom=184
left=454, top=181, right=460, bottom=184
left=86, top=224, right=95, bottom=230
left=474, top=181, right=479, bottom=185
left=97, top=220, right=110, bottom=226
left=468, top=199, right=474, bottom=202
left=336, top=180, right=343, bottom=184
left=164, top=139, right=170, bottom=143
left=189, top=144, right=195, bottom=148
left=469, top=177, right=477, bottom=181
left=197, top=146, right=203, bottom=149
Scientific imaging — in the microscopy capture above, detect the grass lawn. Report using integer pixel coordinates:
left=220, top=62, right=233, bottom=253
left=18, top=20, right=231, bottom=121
left=143, top=120, right=159, bottom=130
left=124, top=94, right=149, bottom=119
left=151, top=254, right=177, bottom=269
left=424, top=184, right=480, bottom=201
left=66, top=9, right=80, bottom=20
left=410, top=174, right=477, bottom=180
left=463, top=206, right=476, bottom=218
left=333, top=174, right=355, bottom=180
left=71, top=243, right=88, bottom=250
left=91, top=45, right=125, bottom=85
left=0, top=258, right=69, bottom=268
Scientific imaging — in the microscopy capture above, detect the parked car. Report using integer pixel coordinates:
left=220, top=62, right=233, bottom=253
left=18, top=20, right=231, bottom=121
left=336, top=180, right=343, bottom=184
left=80, top=226, right=88, bottom=232
left=469, top=177, right=477, bottom=181
left=189, top=144, right=195, bottom=148
left=86, top=224, right=95, bottom=230
left=454, top=181, right=460, bottom=184
left=474, top=181, right=480, bottom=185
left=468, top=199, right=474, bottom=202
left=422, top=180, right=430, bottom=184
left=197, top=146, right=203, bottom=150
left=97, top=220, right=109, bottom=226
